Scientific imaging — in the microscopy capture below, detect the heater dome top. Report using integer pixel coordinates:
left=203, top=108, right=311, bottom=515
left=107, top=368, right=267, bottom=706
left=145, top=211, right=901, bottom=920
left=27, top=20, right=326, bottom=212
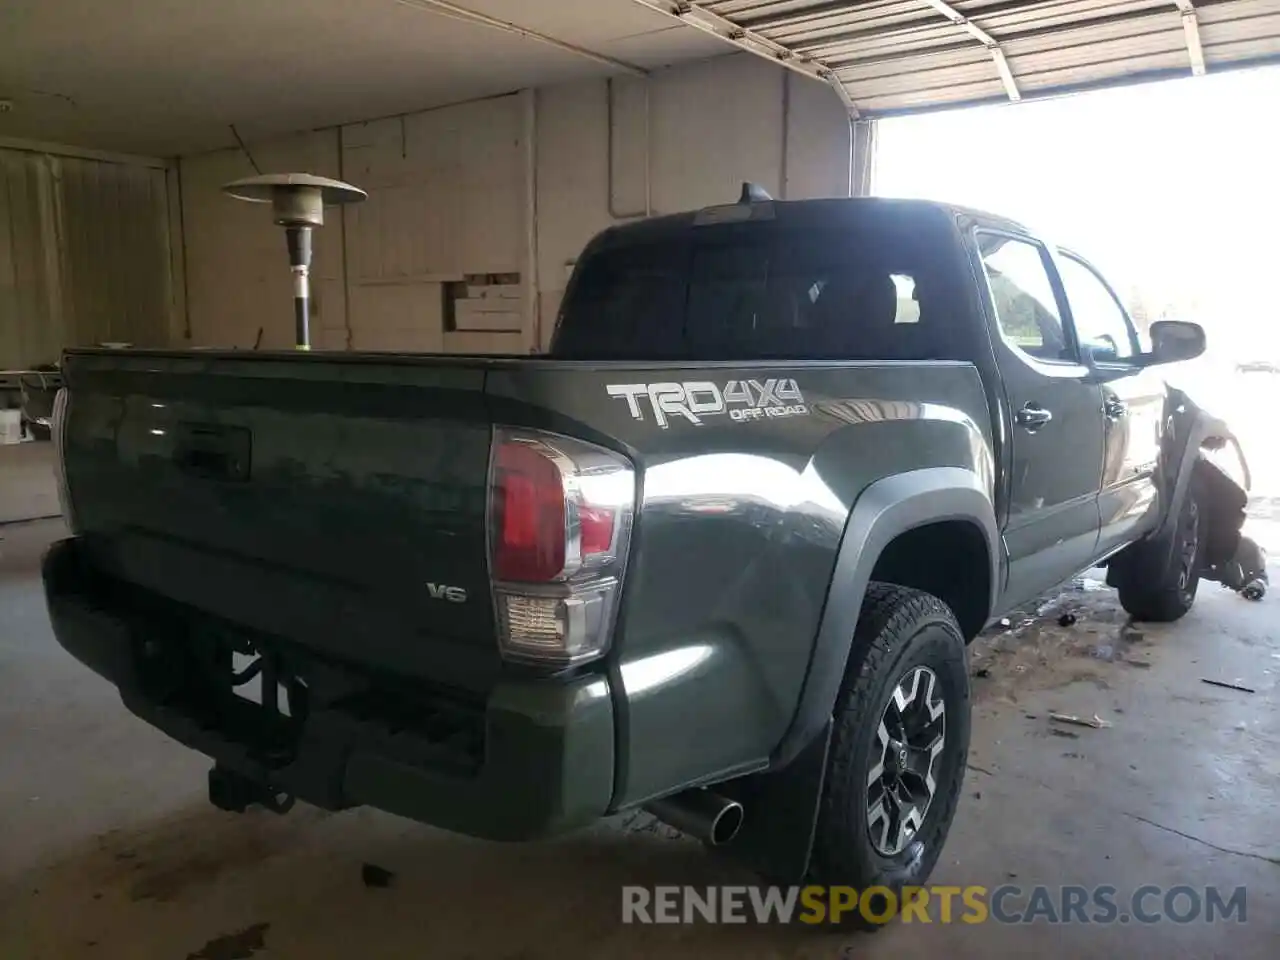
left=221, top=172, right=367, bottom=206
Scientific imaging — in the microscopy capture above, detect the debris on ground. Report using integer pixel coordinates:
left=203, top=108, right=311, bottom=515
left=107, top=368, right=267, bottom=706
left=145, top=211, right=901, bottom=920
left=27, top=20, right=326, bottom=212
left=1200, top=678, right=1256, bottom=694
left=185, top=923, right=270, bottom=960
left=361, top=863, right=395, bottom=889
left=967, top=571, right=1181, bottom=705
left=1049, top=712, right=1112, bottom=729
left=1050, top=728, right=1080, bottom=739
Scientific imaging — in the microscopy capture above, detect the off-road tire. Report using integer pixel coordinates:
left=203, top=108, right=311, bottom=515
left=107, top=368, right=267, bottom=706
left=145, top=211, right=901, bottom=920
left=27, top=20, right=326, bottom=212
left=804, top=583, right=971, bottom=932
left=1116, top=484, right=1204, bottom=623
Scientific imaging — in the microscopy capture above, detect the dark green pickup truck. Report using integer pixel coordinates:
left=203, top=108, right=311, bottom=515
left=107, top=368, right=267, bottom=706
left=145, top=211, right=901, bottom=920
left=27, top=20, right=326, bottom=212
left=43, top=192, right=1260, bottom=926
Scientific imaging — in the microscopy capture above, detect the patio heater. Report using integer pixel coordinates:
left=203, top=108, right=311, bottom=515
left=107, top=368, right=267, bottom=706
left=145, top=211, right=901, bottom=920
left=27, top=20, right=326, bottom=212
left=221, top=173, right=366, bottom=350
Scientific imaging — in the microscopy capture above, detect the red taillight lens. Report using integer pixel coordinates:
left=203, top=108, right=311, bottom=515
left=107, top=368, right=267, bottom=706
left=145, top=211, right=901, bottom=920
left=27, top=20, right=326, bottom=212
left=489, top=428, right=635, bottom=666
left=579, top=506, right=616, bottom=557
left=493, top=440, right=566, bottom=582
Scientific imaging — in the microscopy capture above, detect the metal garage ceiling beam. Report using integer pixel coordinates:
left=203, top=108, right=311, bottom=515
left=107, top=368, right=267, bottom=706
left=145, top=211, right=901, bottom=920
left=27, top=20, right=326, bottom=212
left=629, top=0, right=861, bottom=116
left=394, top=0, right=648, bottom=76
left=917, top=0, right=1021, bottom=102
left=1174, top=0, right=1208, bottom=76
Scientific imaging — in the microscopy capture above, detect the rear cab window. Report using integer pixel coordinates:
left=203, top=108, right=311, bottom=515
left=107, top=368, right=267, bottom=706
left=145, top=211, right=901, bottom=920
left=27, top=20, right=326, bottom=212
left=551, top=204, right=971, bottom=362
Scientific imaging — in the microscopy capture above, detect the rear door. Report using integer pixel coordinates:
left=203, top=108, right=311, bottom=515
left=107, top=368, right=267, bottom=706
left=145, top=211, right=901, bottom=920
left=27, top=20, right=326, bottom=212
left=1056, top=250, right=1164, bottom=556
left=974, top=231, right=1105, bottom=607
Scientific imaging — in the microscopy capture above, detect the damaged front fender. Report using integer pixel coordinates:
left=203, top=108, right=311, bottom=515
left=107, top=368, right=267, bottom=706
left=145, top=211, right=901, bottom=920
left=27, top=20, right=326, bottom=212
left=1154, top=386, right=1265, bottom=597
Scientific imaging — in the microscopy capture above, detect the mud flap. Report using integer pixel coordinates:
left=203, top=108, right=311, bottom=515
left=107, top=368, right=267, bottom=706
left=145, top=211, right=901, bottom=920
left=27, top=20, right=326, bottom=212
left=713, top=720, right=832, bottom=884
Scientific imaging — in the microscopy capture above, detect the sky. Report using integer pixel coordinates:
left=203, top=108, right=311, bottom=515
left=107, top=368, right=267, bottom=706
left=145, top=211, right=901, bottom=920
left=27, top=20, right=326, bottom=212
left=873, top=63, right=1280, bottom=359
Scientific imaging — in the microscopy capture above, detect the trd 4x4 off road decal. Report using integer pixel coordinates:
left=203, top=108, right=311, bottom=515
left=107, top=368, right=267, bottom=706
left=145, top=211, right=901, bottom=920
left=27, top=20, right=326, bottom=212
left=606, top=379, right=808, bottom=429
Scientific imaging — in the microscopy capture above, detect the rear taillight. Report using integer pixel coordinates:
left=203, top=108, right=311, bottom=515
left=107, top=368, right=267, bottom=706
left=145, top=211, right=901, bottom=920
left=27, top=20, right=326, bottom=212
left=488, top=428, right=634, bottom=667
left=51, top=388, right=79, bottom=534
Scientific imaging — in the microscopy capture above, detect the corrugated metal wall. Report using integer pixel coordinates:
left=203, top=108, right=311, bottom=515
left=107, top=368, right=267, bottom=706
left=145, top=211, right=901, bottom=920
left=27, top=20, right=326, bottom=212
left=0, top=151, right=63, bottom=369
left=56, top=156, right=171, bottom=350
left=0, top=147, right=172, bottom=369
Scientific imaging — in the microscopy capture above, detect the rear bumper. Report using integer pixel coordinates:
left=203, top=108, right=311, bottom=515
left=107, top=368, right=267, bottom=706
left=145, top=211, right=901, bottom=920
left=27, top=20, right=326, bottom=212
left=42, top=537, right=615, bottom=841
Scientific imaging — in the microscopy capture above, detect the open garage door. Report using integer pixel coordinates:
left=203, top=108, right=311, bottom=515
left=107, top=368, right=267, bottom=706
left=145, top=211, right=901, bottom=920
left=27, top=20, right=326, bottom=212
left=633, top=1, right=1280, bottom=114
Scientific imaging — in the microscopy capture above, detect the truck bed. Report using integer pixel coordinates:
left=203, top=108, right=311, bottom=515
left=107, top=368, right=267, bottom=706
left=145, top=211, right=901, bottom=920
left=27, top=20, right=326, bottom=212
left=54, top=345, right=993, bottom=811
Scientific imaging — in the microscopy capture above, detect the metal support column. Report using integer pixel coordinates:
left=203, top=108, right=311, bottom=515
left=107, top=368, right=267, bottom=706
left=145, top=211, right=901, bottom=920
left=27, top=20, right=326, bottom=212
left=851, top=118, right=878, bottom=198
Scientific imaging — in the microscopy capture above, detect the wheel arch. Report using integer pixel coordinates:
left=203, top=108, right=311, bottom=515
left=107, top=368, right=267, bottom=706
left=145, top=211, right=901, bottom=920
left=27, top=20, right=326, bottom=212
left=770, top=467, right=999, bottom=769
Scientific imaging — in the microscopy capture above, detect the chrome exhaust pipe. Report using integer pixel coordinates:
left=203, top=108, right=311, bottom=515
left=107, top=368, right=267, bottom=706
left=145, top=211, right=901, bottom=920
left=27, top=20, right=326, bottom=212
left=644, top=789, right=744, bottom=846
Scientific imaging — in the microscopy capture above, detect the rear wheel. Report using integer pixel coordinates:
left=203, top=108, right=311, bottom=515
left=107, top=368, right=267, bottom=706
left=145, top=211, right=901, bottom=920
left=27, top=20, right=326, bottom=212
left=1116, top=487, right=1203, bottom=622
left=805, top=583, right=971, bottom=931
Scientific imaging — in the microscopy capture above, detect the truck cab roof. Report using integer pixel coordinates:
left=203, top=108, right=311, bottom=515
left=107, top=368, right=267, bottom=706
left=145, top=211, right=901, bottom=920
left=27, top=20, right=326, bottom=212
left=590, top=194, right=1038, bottom=252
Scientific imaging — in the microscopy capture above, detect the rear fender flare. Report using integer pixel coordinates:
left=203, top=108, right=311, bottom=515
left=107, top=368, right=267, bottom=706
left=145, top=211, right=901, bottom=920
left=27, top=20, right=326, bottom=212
left=770, top=467, right=999, bottom=768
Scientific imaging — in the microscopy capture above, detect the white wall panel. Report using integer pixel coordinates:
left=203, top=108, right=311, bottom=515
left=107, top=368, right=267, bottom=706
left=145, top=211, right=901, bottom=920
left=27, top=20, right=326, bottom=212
left=649, top=55, right=785, bottom=215
left=341, top=94, right=527, bottom=354
left=534, top=54, right=850, bottom=349
left=180, top=130, right=346, bottom=350
left=784, top=72, right=854, bottom=201
left=534, top=80, right=614, bottom=350
left=607, top=77, right=650, bottom=220
left=346, top=283, right=444, bottom=353
left=176, top=54, right=853, bottom=357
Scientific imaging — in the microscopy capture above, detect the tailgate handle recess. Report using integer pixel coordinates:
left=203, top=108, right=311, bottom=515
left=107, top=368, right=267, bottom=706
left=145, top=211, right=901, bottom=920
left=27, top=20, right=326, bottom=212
left=175, top=423, right=251, bottom=482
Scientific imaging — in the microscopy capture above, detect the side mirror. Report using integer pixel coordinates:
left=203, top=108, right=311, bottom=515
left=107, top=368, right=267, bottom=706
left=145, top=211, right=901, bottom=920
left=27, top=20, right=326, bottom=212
left=1145, top=320, right=1206, bottom=365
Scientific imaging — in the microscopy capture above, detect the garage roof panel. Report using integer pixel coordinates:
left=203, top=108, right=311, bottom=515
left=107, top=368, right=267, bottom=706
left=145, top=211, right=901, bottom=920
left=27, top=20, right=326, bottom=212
left=681, top=0, right=1280, bottom=114
left=1200, top=1, right=1280, bottom=65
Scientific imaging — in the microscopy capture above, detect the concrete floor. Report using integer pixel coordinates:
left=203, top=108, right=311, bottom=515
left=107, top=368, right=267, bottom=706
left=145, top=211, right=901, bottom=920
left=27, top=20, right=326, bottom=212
left=0, top=442, right=59, bottom=524
left=1, top=507, right=1277, bottom=958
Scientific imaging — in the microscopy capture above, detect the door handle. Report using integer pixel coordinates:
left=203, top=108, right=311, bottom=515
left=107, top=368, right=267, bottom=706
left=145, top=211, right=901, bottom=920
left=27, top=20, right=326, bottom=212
left=1104, top=396, right=1128, bottom=420
left=1015, top=403, right=1053, bottom=432
left=174, top=422, right=252, bottom=482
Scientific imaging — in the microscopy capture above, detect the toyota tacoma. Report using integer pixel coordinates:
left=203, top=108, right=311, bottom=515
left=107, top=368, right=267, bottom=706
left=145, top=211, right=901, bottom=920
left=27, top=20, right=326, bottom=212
left=42, top=189, right=1259, bottom=926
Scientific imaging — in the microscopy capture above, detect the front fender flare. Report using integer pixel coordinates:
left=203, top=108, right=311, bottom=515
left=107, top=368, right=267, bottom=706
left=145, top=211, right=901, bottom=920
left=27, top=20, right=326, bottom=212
left=770, top=467, right=999, bottom=768
left=1156, top=401, right=1246, bottom=545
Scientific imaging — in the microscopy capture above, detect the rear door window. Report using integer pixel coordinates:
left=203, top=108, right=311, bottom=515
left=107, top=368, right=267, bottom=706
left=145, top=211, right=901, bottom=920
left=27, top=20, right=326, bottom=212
left=552, top=211, right=965, bottom=361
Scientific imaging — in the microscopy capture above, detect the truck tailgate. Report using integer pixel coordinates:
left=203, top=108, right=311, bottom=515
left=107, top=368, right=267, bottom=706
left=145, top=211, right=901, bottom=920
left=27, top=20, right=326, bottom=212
left=61, top=351, right=500, bottom=692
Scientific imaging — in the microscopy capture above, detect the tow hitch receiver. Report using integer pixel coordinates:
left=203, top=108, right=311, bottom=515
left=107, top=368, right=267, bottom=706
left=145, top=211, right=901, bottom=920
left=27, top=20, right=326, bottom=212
left=209, top=765, right=296, bottom=815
